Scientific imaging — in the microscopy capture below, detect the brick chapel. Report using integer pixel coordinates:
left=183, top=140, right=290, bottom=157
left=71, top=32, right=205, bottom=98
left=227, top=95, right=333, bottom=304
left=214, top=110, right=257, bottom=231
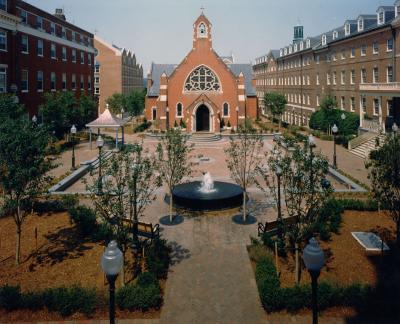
left=145, top=13, right=258, bottom=133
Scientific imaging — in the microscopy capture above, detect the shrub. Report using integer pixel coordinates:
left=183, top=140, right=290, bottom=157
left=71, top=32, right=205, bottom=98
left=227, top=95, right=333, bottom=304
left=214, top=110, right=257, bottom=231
left=42, top=286, right=98, bottom=317
left=145, top=239, right=171, bottom=278
left=116, top=282, right=161, bottom=310
left=33, top=195, right=78, bottom=213
left=92, top=222, right=113, bottom=243
left=69, top=206, right=97, bottom=236
left=248, top=244, right=274, bottom=263
left=180, top=119, right=186, bottom=128
left=336, top=198, right=381, bottom=211
left=137, top=272, right=158, bottom=287
left=134, top=119, right=152, bottom=133
left=0, top=285, right=22, bottom=311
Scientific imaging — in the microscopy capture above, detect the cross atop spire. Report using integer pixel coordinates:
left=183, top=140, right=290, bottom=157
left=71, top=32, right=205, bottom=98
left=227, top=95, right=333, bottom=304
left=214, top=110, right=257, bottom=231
left=200, top=5, right=205, bottom=13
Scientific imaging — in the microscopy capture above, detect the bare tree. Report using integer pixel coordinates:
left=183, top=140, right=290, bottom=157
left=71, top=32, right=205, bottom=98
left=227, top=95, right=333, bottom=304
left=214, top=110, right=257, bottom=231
left=225, top=123, right=264, bottom=222
left=156, top=128, right=194, bottom=223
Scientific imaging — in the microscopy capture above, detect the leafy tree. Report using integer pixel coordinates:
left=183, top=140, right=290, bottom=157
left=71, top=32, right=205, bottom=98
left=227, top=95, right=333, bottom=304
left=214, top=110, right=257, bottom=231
left=266, top=138, right=332, bottom=283
left=263, top=92, right=287, bottom=131
left=79, top=94, right=97, bottom=128
left=0, top=118, right=52, bottom=265
left=366, top=132, right=400, bottom=245
left=0, top=94, right=26, bottom=120
left=86, top=145, right=160, bottom=284
left=156, top=129, right=194, bottom=223
left=319, top=95, right=337, bottom=111
left=225, top=123, right=264, bottom=222
left=106, top=93, right=127, bottom=115
left=126, top=90, right=146, bottom=117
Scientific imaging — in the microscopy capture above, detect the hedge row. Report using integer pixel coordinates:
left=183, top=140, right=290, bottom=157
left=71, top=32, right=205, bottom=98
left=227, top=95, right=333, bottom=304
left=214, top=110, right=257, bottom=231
left=255, top=255, right=370, bottom=312
left=335, top=198, right=385, bottom=211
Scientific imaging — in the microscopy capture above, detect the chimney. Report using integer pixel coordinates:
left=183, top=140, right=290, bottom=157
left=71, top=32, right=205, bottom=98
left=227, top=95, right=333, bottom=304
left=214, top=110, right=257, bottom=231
left=54, top=8, right=66, bottom=21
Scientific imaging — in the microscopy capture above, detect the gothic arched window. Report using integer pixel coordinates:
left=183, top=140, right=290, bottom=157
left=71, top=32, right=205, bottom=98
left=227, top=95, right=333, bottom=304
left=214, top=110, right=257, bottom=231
left=223, top=102, right=229, bottom=116
left=176, top=103, right=183, bottom=117
left=184, top=65, right=221, bottom=92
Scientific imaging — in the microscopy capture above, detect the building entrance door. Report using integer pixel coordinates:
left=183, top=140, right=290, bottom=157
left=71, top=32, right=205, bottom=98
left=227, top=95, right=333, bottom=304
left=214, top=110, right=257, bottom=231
left=196, top=105, right=210, bottom=132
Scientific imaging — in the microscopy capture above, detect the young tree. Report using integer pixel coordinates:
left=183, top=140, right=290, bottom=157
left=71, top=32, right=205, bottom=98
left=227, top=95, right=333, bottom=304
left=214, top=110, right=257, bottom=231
left=86, top=145, right=160, bottom=283
left=126, top=89, right=146, bottom=117
left=225, top=123, right=264, bottom=222
left=0, top=118, right=51, bottom=265
left=366, top=132, right=400, bottom=245
left=156, top=128, right=194, bottom=223
left=106, top=93, right=127, bottom=115
left=79, top=94, right=97, bottom=127
left=263, top=92, right=287, bottom=131
left=267, top=138, right=332, bottom=283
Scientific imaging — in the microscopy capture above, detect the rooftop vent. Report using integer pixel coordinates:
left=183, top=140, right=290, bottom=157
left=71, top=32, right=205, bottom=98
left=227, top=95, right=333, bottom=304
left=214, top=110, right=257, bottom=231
left=54, top=8, right=66, bottom=21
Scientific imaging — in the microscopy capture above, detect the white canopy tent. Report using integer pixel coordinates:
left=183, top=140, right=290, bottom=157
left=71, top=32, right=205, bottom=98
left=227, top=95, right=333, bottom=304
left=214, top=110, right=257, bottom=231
left=86, top=107, right=127, bottom=149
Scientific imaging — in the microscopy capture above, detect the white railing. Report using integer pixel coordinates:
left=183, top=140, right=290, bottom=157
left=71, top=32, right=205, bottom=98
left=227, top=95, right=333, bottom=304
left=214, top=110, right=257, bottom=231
left=361, top=119, right=382, bottom=133
left=359, top=82, right=400, bottom=92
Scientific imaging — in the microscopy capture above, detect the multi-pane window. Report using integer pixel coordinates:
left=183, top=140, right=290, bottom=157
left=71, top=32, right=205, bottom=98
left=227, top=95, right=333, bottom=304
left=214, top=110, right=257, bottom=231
left=37, top=71, right=43, bottom=91
left=360, top=96, right=367, bottom=113
left=80, top=51, right=85, bottom=64
left=387, top=66, right=394, bottom=83
left=358, top=19, right=363, bottom=31
left=21, top=35, right=28, bottom=53
left=72, top=74, right=76, bottom=90
left=341, top=50, right=346, bottom=60
left=378, top=11, right=384, bottom=24
left=361, top=45, right=367, bottom=56
left=51, top=43, right=56, bottom=59
left=341, top=71, right=345, bottom=84
left=36, top=16, right=43, bottom=30
left=0, top=67, right=6, bottom=93
left=177, top=103, right=183, bottom=117
left=62, top=73, right=67, bottom=90
left=50, top=22, right=55, bottom=35
left=361, top=69, right=367, bottom=84
left=95, top=76, right=100, bottom=84
left=0, top=0, right=6, bottom=11
left=95, top=64, right=100, bottom=73
left=51, top=72, right=56, bottom=90
left=94, top=87, right=100, bottom=95
left=37, top=39, right=43, bottom=56
left=374, top=98, right=380, bottom=115
left=315, top=55, right=320, bottom=64
left=373, top=42, right=379, bottom=54
left=350, top=97, right=355, bottom=112
left=88, top=76, right=92, bottom=90
left=61, top=27, right=66, bottom=39
left=316, top=95, right=320, bottom=106
left=350, top=70, right=355, bottom=84
left=72, top=31, right=76, bottom=42
left=20, top=10, right=27, bottom=24
left=373, top=67, right=379, bottom=83
left=326, top=73, right=331, bottom=85
left=88, top=54, right=92, bottom=65
left=333, top=71, right=337, bottom=85
left=21, top=70, right=28, bottom=92
left=80, top=75, right=84, bottom=90
left=184, top=65, right=221, bottom=91
left=387, top=38, right=394, bottom=52
left=62, top=47, right=67, bottom=61
left=316, top=73, right=320, bottom=85
left=223, top=102, right=229, bottom=117
left=350, top=47, right=355, bottom=58
left=0, top=30, right=6, bottom=51
left=388, top=100, right=394, bottom=117
left=341, top=96, right=345, bottom=110
left=72, top=49, right=76, bottom=63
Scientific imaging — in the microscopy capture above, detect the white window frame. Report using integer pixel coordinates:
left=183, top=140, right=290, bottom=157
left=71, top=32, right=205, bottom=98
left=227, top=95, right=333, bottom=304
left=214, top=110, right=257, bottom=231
left=361, top=45, right=367, bottom=56
left=37, top=70, right=43, bottom=92
left=50, top=22, right=55, bottom=35
left=387, top=66, right=393, bottom=83
left=94, top=87, right=100, bottom=95
left=51, top=72, right=56, bottom=91
left=37, top=39, right=43, bottom=57
left=72, top=49, right=76, bottom=63
left=80, top=51, right=85, bottom=64
left=350, top=47, right=355, bottom=58
left=373, top=98, right=380, bottom=116
left=62, top=46, right=67, bottom=61
left=387, top=38, right=394, bottom=52
left=351, top=70, right=355, bottom=85
left=21, top=70, right=28, bottom=92
left=378, top=10, right=385, bottom=25
left=62, top=73, right=67, bottom=90
left=341, top=71, right=345, bottom=85
left=372, top=41, right=379, bottom=54
left=345, top=23, right=350, bottom=36
left=333, top=31, right=338, bottom=40
left=20, top=10, right=27, bottom=24
left=361, top=69, right=367, bottom=84
left=360, top=96, right=367, bottom=113
left=21, top=35, right=28, bottom=54
left=51, top=43, right=56, bottom=59
left=322, top=35, right=327, bottom=46
left=0, top=67, right=6, bottom=93
left=373, top=67, right=379, bottom=83
left=0, top=29, right=6, bottom=52
left=387, top=100, right=394, bottom=117
left=36, top=16, right=43, bottom=30
left=358, top=19, right=364, bottom=32
left=350, top=97, right=355, bottom=112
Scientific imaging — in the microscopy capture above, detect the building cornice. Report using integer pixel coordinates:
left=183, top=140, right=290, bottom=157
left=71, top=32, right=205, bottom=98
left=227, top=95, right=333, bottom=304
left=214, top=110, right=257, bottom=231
left=0, top=10, right=20, bottom=31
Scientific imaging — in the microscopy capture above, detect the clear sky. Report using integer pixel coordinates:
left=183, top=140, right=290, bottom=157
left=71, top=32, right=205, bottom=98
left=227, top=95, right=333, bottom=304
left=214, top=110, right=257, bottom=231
left=27, top=0, right=394, bottom=73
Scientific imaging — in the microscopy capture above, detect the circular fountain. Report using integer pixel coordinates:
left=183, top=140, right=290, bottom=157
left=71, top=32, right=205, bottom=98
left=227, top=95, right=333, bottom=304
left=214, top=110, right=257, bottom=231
left=172, top=172, right=243, bottom=211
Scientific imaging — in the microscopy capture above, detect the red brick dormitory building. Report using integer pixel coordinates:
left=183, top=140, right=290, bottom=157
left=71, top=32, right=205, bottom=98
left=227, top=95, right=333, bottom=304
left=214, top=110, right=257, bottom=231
left=145, top=13, right=258, bottom=133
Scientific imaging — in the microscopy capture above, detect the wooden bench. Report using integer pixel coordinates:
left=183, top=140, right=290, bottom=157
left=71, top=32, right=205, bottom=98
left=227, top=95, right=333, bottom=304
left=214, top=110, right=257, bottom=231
left=258, top=217, right=297, bottom=237
left=122, top=219, right=160, bottom=240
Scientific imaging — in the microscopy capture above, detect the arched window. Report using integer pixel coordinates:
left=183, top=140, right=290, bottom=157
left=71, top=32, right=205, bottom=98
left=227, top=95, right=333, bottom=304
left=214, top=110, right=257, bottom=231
left=184, top=65, right=221, bottom=92
left=197, top=23, right=207, bottom=38
left=223, top=102, right=229, bottom=117
left=176, top=103, right=183, bottom=117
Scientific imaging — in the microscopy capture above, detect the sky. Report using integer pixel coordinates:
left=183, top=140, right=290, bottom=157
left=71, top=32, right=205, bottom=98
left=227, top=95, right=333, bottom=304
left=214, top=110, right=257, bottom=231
left=27, top=0, right=395, bottom=73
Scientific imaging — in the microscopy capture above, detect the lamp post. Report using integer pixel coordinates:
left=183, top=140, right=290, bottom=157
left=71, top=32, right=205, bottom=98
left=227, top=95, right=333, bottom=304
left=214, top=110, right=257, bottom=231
left=308, top=134, right=316, bottom=155
left=236, top=106, right=239, bottom=130
left=331, top=124, right=338, bottom=169
left=101, top=241, right=123, bottom=324
left=32, top=115, right=38, bottom=123
left=121, top=108, right=125, bottom=119
left=303, top=237, right=325, bottom=324
left=70, top=124, right=77, bottom=170
left=166, top=107, right=170, bottom=130
left=276, top=166, right=283, bottom=244
left=392, top=122, right=398, bottom=138
left=96, top=135, right=104, bottom=194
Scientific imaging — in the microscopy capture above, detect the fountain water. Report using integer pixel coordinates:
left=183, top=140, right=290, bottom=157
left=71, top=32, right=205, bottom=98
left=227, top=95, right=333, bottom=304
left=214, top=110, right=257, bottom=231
left=199, top=172, right=216, bottom=193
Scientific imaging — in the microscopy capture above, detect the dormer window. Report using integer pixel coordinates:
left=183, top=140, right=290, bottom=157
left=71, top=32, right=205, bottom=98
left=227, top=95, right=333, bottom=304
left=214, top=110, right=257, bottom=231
left=306, top=39, right=311, bottom=48
left=284, top=48, right=287, bottom=55
left=345, top=23, right=350, bottom=36
left=358, top=19, right=364, bottom=31
left=332, top=31, right=338, bottom=40
left=280, top=49, right=283, bottom=56
left=289, top=45, right=292, bottom=54
left=300, top=42, right=304, bottom=50
left=378, top=10, right=385, bottom=25
left=197, top=23, right=207, bottom=38
left=322, top=35, right=327, bottom=46
left=294, top=43, right=298, bottom=52
left=397, top=5, right=400, bottom=17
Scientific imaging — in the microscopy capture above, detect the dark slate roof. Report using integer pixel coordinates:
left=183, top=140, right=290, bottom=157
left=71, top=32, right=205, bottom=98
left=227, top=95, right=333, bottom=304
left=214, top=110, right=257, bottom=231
left=147, top=63, right=177, bottom=96
left=227, top=63, right=256, bottom=96
left=147, top=62, right=256, bottom=96
left=270, top=50, right=280, bottom=59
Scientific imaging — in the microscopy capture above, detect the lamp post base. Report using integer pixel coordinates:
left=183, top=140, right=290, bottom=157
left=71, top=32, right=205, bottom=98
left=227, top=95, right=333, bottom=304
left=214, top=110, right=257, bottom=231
left=106, top=274, right=118, bottom=324
left=309, top=270, right=320, bottom=324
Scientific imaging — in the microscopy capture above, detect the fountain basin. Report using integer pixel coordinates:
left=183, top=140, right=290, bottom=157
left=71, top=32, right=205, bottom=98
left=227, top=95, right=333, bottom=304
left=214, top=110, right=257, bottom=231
left=172, top=181, right=243, bottom=211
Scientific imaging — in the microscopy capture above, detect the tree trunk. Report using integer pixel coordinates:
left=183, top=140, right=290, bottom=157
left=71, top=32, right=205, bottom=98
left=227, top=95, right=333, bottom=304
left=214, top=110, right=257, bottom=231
left=242, top=191, right=247, bottom=222
left=278, top=118, right=281, bottom=132
left=295, top=242, right=300, bottom=284
left=16, top=227, right=21, bottom=266
left=397, top=218, right=400, bottom=247
left=121, top=252, right=125, bottom=286
left=169, top=189, right=173, bottom=223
